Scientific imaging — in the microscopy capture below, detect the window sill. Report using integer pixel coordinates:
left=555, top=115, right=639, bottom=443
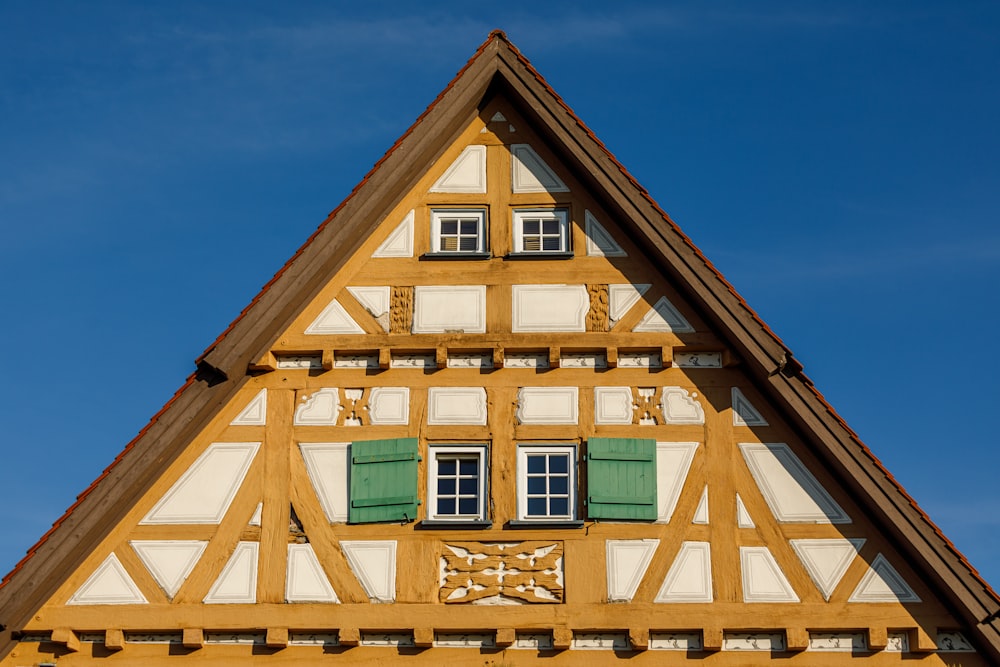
left=421, top=252, right=492, bottom=260
left=418, top=519, right=493, bottom=530
left=505, top=251, right=574, bottom=260
left=506, top=520, right=585, bottom=529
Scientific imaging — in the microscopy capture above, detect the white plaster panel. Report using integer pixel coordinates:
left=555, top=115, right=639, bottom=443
left=276, top=355, right=322, bottom=369
left=584, top=210, right=627, bottom=257
left=427, top=387, right=487, bottom=425
left=516, top=386, right=579, bottom=425
left=289, top=633, right=340, bottom=646
left=661, top=387, right=705, bottom=424
left=341, top=540, right=396, bottom=602
left=740, top=443, right=851, bottom=523
left=593, top=387, right=633, bottom=425
left=732, top=387, right=768, bottom=426
left=735, top=494, right=755, bottom=528
left=656, top=442, right=699, bottom=522
left=848, top=553, right=921, bottom=603
left=675, top=351, right=722, bottom=368
left=656, top=541, right=712, bottom=603
left=618, top=351, right=662, bottom=368
left=937, top=632, right=975, bottom=652
left=886, top=632, right=910, bottom=652
left=204, top=542, right=258, bottom=604
left=504, top=352, right=549, bottom=368
left=367, top=387, right=410, bottom=425
left=248, top=503, right=263, bottom=526
left=724, top=633, right=786, bottom=651
left=231, top=389, right=267, bottom=426
left=299, top=443, right=350, bottom=523
left=632, top=296, right=694, bottom=333
left=429, top=145, right=487, bottom=193
left=294, top=388, right=341, bottom=425
left=510, top=144, right=569, bottom=193
left=606, top=539, right=658, bottom=602
left=286, top=543, right=339, bottom=603
left=692, top=486, right=709, bottom=524
left=141, top=443, right=259, bottom=525
left=347, top=286, right=391, bottom=319
left=412, top=285, right=486, bottom=333
left=305, top=299, right=365, bottom=335
left=513, top=634, right=554, bottom=650
left=434, top=634, right=497, bottom=648
left=740, top=546, right=799, bottom=602
left=790, top=538, right=864, bottom=601
left=361, top=633, right=414, bottom=647
left=562, top=352, right=607, bottom=368
left=809, top=633, right=868, bottom=652
left=335, top=353, right=378, bottom=369
left=390, top=353, right=436, bottom=369
left=372, top=210, right=414, bottom=258
left=650, top=633, right=703, bottom=650
left=608, top=283, right=650, bottom=324
left=447, top=352, right=493, bottom=369
left=572, top=633, right=630, bottom=650
left=130, top=540, right=208, bottom=599
left=511, top=284, right=588, bottom=332
left=67, top=553, right=148, bottom=605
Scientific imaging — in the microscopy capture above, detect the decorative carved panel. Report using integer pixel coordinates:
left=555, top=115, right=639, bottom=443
left=439, top=541, right=563, bottom=604
left=586, top=284, right=609, bottom=331
left=390, top=286, right=413, bottom=334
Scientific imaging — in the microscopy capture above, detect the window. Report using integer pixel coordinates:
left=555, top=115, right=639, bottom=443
left=586, top=438, right=657, bottom=521
left=349, top=438, right=419, bottom=524
left=430, top=209, right=487, bottom=254
left=517, top=444, right=577, bottom=522
left=512, top=209, right=570, bottom=254
left=427, top=445, right=488, bottom=523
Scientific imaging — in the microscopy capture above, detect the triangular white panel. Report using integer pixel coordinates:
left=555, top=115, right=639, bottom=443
left=248, top=502, right=263, bottom=526
left=849, top=554, right=921, bottom=603
left=692, top=486, right=709, bottom=524
left=633, top=296, right=695, bottom=333
left=732, top=387, right=768, bottom=426
left=736, top=494, right=755, bottom=528
left=429, top=145, right=486, bottom=193
left=204, top=542, right=258, bottom=604
left=372, top=209, right=414, bottom=258
left=305, top=299, right=365, bottom=335
left=791, top=538, right=864, bottom=601
left=740, top=546, right=799, bottom=602
left=299, top=443, right=350, bottom=522
left=341, top=540, right=396, bottom=602
left=67, top=553, right=147, bottom=605
left=511, top=143, right=569, bottom=193
left=131, top=540, right=208, bottom=599
left=286, top=543, right=339, bottom=603
left=608, top=283, right=650, bottom=325
left=585, top=210, right=627, bottom=257
left=655, top=541, right=713, bottom=603
left=141, top=443, right=259, bottom=525
left=231, top=389, right=267, bottom=426
left=347, top=286, right=391, bottom=319
left=606, top=539, right=659, bottom=602
left=656, top=442, right=699, bottom=522
left=490, top=111, right=507, bottom=122
left=740, top=443, right=851, bottom=523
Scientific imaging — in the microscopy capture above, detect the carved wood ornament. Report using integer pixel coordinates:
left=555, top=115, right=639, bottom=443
left=439, top=541, right=563, bottom=604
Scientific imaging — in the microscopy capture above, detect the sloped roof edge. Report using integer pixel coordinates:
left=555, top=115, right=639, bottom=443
left=1, top=30, right=997, bottom=660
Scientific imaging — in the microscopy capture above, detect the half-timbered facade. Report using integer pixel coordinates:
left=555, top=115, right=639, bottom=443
left=1, top=32, right=998, bottom=666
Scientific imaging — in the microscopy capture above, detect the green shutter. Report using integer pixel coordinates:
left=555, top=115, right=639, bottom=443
left=349, top=438, right=419, bottom=524
left=586, top=438, right=657, bottom=520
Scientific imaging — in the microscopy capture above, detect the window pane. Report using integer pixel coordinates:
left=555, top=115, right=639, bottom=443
left=459, top=477, right=478, bottom=495
left=549, top=475, right=568, bottom=495
left=438, top=478, right=455, bottom=495
left=550, top=497, right=569, bottom=516
left=527, top=455, right=546, bottom=474
left=441, top=220, right=457, bottom=235
left=438, top=498, right=456, bottom=515
left=527, top=497, right=546, bottom=516
left=438, top=459, right=456, bottom=475
left=542, top=219, right=559, bottom=234
left=460, top=220, right=478, bottom=235
left=458, top=237, right=477, bottom=251
left=458, top=497, right=478, bottom=515
left=459, top=458, right=478, bottom=475
left=527, top=476, right=546, bottom=494
left=523, top=219, right=539, bottom=234
left=542, top=236, right=561, bottom=251
left=440, top=236, right=458, bottom=251
left=548, top=455, right=568, bottom=473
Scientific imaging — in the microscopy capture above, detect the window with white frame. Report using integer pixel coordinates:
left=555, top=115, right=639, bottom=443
left=512, top=209, right=570, bottom=254
left=517, top=444, right=576, bottom=521
left=430, top=209, right=487, bottom=254
left=427, top=445, right=488, bottom=521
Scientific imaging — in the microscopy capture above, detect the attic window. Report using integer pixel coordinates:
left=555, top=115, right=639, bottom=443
left=429, top=209, right=488, bottom=256
left=511, top=209, right=571, bottom=256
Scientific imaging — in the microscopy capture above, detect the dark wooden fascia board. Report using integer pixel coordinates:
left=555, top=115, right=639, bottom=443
left=0, top=373, right=243, bottom=658
left=198, top=45, right=504, bottom=381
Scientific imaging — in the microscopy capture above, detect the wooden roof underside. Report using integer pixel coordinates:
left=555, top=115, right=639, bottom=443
left=1, top=30, right=998, bottom=661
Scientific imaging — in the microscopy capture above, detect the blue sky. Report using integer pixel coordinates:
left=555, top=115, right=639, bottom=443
left=2, top=1, right=999, bottom=588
